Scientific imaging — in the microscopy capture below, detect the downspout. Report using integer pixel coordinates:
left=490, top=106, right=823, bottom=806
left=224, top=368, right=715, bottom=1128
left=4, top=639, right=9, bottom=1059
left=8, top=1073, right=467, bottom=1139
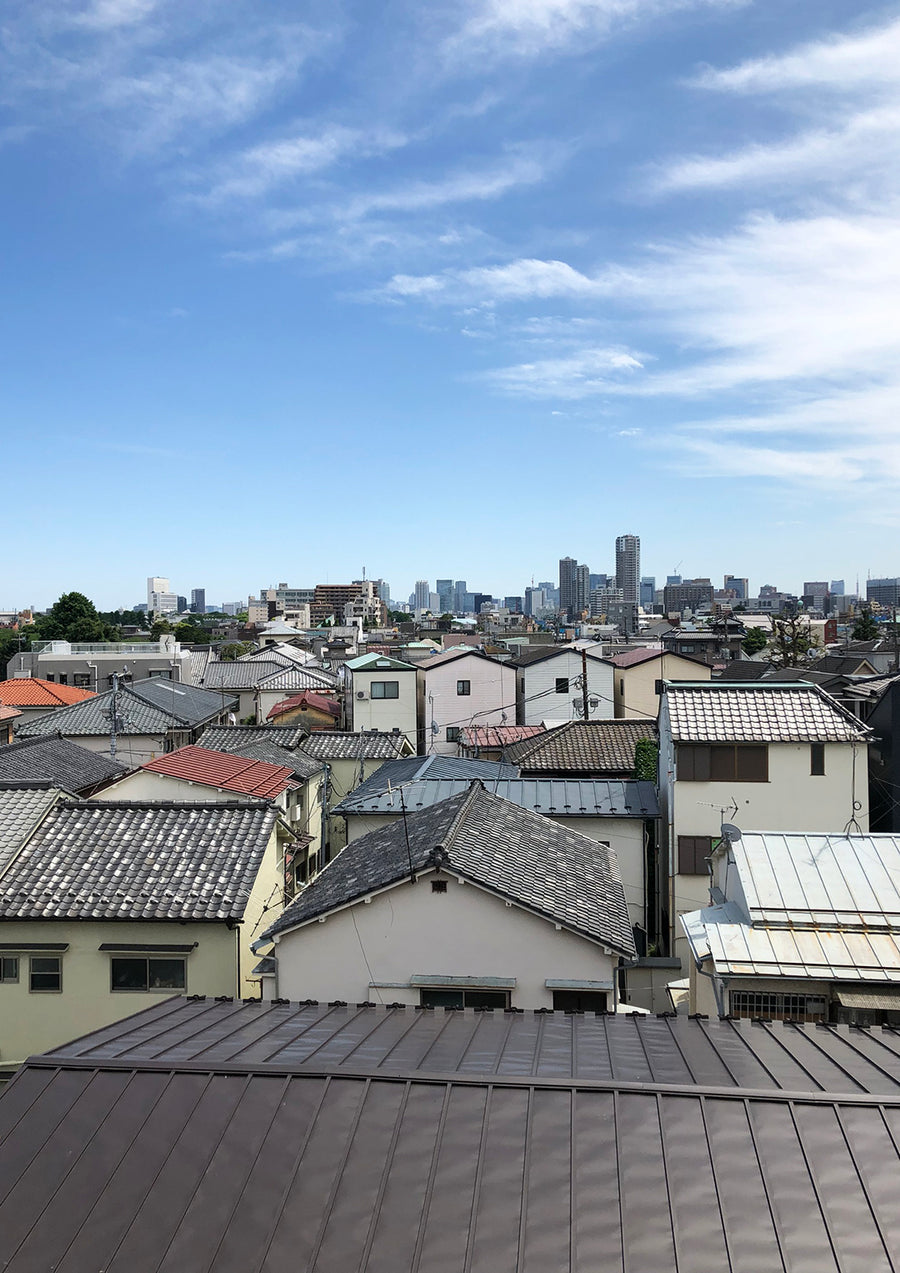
left=320, top=764, right=329, bottom=864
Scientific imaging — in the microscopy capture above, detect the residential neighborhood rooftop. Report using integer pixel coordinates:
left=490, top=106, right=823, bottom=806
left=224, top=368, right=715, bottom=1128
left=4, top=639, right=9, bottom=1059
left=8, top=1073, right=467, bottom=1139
left=267, top=690, right=341, bottom=721
left=502, top=718, right=657, bottom=773
left=0, top=800, right=279, bottom=921
left=141, top=745, right=296, bottom=799
left=300, top=730, right=411, bottom=761
left=459, top=724, right=546, bottom=748
left=0, top=784, right=64, bottom=876
left=16, top=681, right=237, bottom=739
left=263, top=782, right=636, bottom=955
left=335, top=773, right=659, bottom=819
left=0, top=677, right=96, bottom=707
left=194, top=724, right=323, bottom=778
left=663, top=680, right=870, bottom=743
left=0, top=736, right=126, bottom=793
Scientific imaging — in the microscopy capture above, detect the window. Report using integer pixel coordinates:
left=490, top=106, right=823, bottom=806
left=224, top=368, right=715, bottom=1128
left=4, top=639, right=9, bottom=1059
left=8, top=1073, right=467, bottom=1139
left=555, top=677, right=569, bottom=694
left=431, top=880, right=448, bottom=894
left=1, top=956, right=18, bottom=983
left=456, top=680, right=471, bottom=696
left=678, top=835, right=713, bottom=874
left=811, top=743, right=826, bottom=776
left=420, top=988, right=509, bottom=1009
left=677, top=744, right=768, bottom=782
left=57, top=674, right=68, bottom=685
left=148, top=669, right=172, bottom=679
left=370, top=680, right=399, bottom=699
left=730, top=991, right=827, bottom=1022
left=30, top=956, right=61, bottom=992
left=552, top=989, right=608, bottom=1013
left=73, top=673, right=91, bottom=688
left=446, top=726, right=461, bottom=742
left=45, top=674, right=54, bottom=682
left=111, top=957, right=186, bottom=992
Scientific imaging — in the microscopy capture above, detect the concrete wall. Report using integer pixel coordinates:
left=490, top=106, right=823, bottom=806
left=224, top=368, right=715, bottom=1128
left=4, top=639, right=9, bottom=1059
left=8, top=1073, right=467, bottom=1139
left=417, top=656, right=517, bottom=756
left=51, top=733, right=167, bottom=766
left=615, top=654, right=710, bottom=719
left=0, top=919, right=237, bottom=1066
left=518, top=652, right=614, bottom=726
left=271, top=869, right=618, bottom=1007
left=350, top=668, right=418, bottom=749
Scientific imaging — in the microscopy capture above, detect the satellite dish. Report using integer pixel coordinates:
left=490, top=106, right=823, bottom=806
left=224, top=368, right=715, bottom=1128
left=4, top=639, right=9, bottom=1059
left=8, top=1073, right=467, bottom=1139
left=721, top=823, right=742, bottom=842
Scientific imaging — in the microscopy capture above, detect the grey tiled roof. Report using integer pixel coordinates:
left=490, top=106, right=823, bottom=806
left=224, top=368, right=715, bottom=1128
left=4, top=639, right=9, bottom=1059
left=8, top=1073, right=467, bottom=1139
left=301, top=731, right=410, bottom=761
left=16, top=682, right=235, bottom=740
left=336, top=776, right=659, bottom=819
left=264, top=783, right=635, bottom=954
left=0, top=737, right=126, bottom=793
left=664, top=682, right=870, bottom=743
left=503, top=719, right=657, bottom=774
left=199, top=661, right=285, bottom=689
left=193, top=725, right=323, bottom=779
left=332, top=754, right=519, bottom=807
left=0, top=786, right=64, bottom=878
left=256, top=666, right=342, bottom=691
left=0, top=801, right=278, bottom=921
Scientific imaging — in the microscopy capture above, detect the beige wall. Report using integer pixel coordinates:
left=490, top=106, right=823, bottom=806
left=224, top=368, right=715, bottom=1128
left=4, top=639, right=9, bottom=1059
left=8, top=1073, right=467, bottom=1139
left=0, top=920, right=236, bottom=1066
left=49, top=733, right=166, bottom=765
left=271, top=869, right=618, bottom=1007
left=350, top=669, right=418, bottom=749
left=615, top=655, right=710, bottom=719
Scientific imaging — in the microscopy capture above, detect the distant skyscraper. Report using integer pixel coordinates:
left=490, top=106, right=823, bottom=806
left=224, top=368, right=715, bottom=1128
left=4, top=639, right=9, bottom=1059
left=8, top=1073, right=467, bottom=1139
left=559, top=557, right=578, bottom=618
left=640, top=576, right=656, bottom=608
left=414, top=580, right=430, bottom=611
left=830, top=580, right=845, bottom=596
left=437, top=579, right=454, bottom=612
left=574, top=564, right=590, bottom=618
left=147, top=576, right=169, bottom=609
left=803, top=582, right=829, bottom=612
left=176, top=596, right=187, bottom=613
left=867, top=578, right=900, bottom=607
left=724, top=576, right=748, bottom=601
left=453, top=581, right=468, bottom=612
left=190, top=588, right=206, bottom=614
left=524, top=587, right=546, bottom=616
left=615, top=535, right=640, bottom=605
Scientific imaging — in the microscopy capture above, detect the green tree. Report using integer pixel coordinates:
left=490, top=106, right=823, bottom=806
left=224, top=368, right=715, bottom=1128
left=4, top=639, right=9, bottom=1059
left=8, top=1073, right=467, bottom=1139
left=852, top=609, right=880, bottom=641
left=634, top=737, right=658, bottom=782
left=150, top=618, right=175, bottom=639
left=219, top=641, right=255, bottom=660
left=174, top=621, right=208, bottom=644
left=32, top=592, right=113, bottom=642
left=768, top=612, right=820, bottom=667
left=741, top=626, right=769, bottom=657
left=0, top=629, right=23, bottom=678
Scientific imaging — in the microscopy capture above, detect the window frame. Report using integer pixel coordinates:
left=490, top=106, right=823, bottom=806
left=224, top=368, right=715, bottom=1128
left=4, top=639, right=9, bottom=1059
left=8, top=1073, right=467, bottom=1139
left=677, top=743, right=768, bottom=782
left=0, top=956, right=19, bottom=983
left=446, top=726, right=461, bottom=743
left=677, top=835, right=714, bottom=875
left=73, top=673, right=92, bottom=688
left=456, top=679, right=471, bottom=696
left=811, top=742, right=826, bottom=776
left=729, top=990, right=827, bottom=1022
left=420, top=987, right=510, bottom=1009
left=555, top=676, right=569, bottom=694
left=110, top=956, right=187, bottom=993
left=370, top=680, right=399, bottom=699
left=551, top=989, right=608, bottom=1013
left=29, top=955, right=62, bottom=993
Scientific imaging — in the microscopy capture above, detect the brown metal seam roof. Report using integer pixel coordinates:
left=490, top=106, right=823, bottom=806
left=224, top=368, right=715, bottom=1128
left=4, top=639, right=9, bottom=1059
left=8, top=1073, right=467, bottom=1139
left=22, top=1057, right=900, bottom=1107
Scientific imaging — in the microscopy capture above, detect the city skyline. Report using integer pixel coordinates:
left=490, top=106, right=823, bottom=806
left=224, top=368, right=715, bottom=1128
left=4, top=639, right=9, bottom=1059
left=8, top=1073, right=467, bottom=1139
left=0, top=2, right=896, bottom=610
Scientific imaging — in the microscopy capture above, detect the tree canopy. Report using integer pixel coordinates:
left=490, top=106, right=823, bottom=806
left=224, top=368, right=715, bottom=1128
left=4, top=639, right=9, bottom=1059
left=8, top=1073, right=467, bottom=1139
left=741, top=626, right=769, bottom=656
left=30, top=593, right=116, bottom=643
left=768, top=612, right=820, bottom=667
left=852, top=610, right=880, bottom=641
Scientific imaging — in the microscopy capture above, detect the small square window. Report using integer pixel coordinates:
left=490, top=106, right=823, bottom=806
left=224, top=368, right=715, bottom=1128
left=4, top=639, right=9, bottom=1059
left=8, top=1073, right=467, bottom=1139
left=73, top=673, right=91, bottom=688
left=57, top=674, right=68, bottom=685
left=456, top=680, right=471, bottom=696
left=1, top=956, right=19, bottom=983
left=30, top=955, right=61, bottom=992
left=446, top=726, right=461, bottom=742
left=431, top=879, right=448, bottom=893
left=555, top=677, right=569, bottom=694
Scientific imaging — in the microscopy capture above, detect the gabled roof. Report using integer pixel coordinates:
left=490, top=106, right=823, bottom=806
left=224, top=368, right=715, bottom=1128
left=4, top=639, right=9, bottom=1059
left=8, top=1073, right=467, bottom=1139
left=513, top=643, right=612, bottom=669
left=267, top=691, right=341, bottom=721
left=0, top=736, right=126, bottom=793
left=345, top=652, right=416, bottom=672
left=713, top=660, right=774, bottom=680
left=332, top=753, right=520, bottom=806
left=663, top=681, right=870, bottom=743
left=503, top=719, right=657, bottom=774
left=0, top=800, right=278, bottom=921
left=16, top=682, right=235, bottom=739
left=0, top=677, right=96, bottom=707
left=0, top=704, right=21, bottom=722
left=0, top=785, right=65, bottom=878
left=301, top=730, right=411, bottom=760
left=140, top=745, right=296, bottom=799
left=610, top=647, right=709, bottom=670
left=194, top=725, right=323, bottom=779
left=199, top=660, right=285, bottom=689
left=256, top=665, right=342, bottom=691
left=459, top=724, right=546, bottom=748
left=417, top=647, right=511, bottom=670
left=264, top=783, right=635, bottom=955
left=336, top=776, right=659, bottom=819
left=239, top=642, right=317, bottom=666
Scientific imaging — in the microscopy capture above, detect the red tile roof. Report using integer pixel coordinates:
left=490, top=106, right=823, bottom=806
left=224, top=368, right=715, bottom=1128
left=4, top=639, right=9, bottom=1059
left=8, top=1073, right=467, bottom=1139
left=0, top=704, right=21, bottom=722
left=0, top=678, right=97, bottom=707
left=268, top=692, right=342, bottom=722
left=459, top=725, right=546, bottom=748
left=141, top=745, right=295, bottom=799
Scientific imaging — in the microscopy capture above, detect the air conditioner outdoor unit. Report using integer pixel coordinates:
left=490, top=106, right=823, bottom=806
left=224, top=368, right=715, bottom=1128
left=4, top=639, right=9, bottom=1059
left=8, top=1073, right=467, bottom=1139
left=356, top=691, right=368, bottom=700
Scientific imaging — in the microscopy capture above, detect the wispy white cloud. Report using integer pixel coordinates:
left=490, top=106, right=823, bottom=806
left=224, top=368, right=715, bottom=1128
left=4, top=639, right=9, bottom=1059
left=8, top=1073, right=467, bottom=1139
left=446, top=0, right=744, bottom=60
left=484, top=346, right=643, bottom=397
left=72, top=0, right=161, bottom=30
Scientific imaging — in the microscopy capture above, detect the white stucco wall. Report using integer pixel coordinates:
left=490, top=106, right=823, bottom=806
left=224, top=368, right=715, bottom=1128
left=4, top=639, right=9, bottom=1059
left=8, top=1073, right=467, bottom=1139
left=417, top=655, right=517, bottom=756
left=518, top=652, right=615, bottom=726
left=350, top=668, right=418, bottom=749
left=51, top=733, right=167, bottom=766
left=271, top=869, right=619, bottom=1007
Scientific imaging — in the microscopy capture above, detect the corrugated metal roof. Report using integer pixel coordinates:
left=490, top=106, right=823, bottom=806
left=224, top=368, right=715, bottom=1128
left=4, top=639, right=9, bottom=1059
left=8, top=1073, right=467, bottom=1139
left=127, top=679, right=237, bottom=726
left=336, top=777, right=659, bottom=818
left=0, top=801, right=278, bottom=921
left=264, top=784, right=636, bottom=955
left=701, top=914, right=900, bottom=980
left=345, top=653, right=416, bottom=671
left=5, top=1001, right=900, bottom=1270
left=142, top=745, right=296, bottom=799
left=43, top=998, right=900, bottom=1094
left=664, top=681, right=870, bottom=742
left=734, top=831, right=900, bottom=930
left=200, top=660, right=285, bottom=688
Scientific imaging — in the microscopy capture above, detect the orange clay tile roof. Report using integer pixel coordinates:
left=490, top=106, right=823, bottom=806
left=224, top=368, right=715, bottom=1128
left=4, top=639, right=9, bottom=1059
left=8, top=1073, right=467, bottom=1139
left=141, top=745, right=295, bottom=800
left=0, top=678, right=97, bottom=707
left=268, top=692, right=342, bottom=721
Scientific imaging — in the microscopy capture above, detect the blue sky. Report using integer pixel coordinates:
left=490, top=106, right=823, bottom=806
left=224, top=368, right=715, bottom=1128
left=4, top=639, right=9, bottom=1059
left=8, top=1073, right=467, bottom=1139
left=2, top=0, right=898, bottom=609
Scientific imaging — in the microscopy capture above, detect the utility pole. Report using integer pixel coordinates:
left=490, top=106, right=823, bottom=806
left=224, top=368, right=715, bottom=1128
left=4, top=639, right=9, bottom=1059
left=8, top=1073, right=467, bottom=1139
left=581, top=648, right=589, bottom=721
left=109, top=671, right=119, bottom=759
left=893, top=606, right=899, bottom=674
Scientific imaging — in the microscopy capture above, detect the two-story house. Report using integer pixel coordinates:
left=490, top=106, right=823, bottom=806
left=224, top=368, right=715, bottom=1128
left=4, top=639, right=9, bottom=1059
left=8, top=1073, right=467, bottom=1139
left=345, top=653, right=418, bottom=749
left=417, top=649, right=517, bottom=756
left=658, top=681, right=871, bottom=968
left=608, top=648, right=711, bottom=718
left=514, top=644, right=615, bottom=726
